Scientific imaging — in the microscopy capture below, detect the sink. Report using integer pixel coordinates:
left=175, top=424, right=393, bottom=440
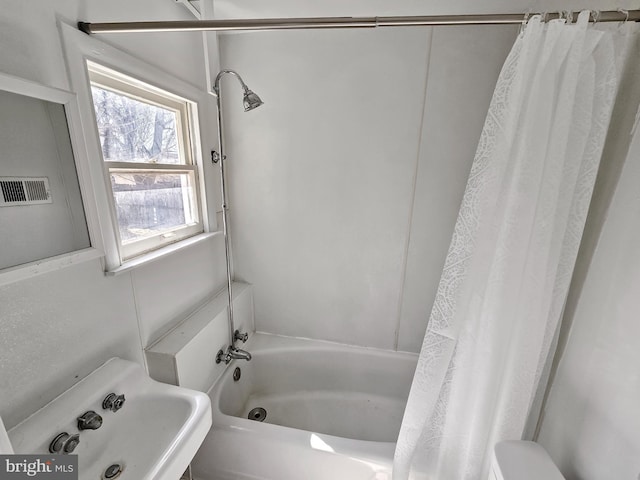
left=7, top=358, right=211, bottom=479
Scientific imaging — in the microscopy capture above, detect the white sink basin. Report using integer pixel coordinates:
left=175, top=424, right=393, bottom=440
left=7, top=358, right=211, bottom=480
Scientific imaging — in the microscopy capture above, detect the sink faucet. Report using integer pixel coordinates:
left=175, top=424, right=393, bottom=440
left=216, top=345, right=251, bottom=364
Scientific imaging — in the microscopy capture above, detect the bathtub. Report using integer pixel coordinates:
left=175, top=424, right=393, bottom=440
left=192, top=333, right=418, bottom=480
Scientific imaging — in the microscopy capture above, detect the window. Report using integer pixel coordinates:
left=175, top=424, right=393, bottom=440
left=87, top=62, right=203, bottom=260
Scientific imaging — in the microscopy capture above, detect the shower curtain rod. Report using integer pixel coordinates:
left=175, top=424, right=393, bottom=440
left=78, top=9, right=640, bottom=34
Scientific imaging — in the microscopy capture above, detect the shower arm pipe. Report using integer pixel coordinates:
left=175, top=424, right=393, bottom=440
left=214, top=70, right=250, bottom=95
left=214, top=69, right=243, bottom=349
left=79, top=10, right=640, bottom=34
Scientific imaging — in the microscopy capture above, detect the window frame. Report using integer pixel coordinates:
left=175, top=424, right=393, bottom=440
left=88, top=63, right=204, bottom=260
left=60, top=23, right=215, bottom=272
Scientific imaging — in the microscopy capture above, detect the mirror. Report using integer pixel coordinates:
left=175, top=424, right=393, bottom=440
left=0, top=72, right=98, bottom=284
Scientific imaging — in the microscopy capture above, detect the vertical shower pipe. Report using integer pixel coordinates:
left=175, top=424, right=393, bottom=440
left=212, top=70, right=262, bottom=360
left=214, top=82, right=235, bottom=349
left=213, top=84, right=235, bottom=347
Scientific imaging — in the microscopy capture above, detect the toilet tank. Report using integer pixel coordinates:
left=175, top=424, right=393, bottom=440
left=489, top=441, right=565, bottom=480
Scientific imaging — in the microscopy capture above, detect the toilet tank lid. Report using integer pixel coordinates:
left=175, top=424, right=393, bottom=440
left=492, top=441, right=565, bottom=480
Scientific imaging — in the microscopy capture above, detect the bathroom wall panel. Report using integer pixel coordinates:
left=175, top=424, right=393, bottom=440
left=219, top=24, right=516, bottom=351
left=220, top=28, right=431, bottom=350
left=133, top=235, right=227, bottom=347
left=396, top=25, right=517, bottom=352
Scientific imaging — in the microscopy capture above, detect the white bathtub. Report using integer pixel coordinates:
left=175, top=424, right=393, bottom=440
left=192, top=333, right=418, bottom=480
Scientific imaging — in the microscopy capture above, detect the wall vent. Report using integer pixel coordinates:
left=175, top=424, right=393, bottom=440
left=0, top=177, right=52, bottom=206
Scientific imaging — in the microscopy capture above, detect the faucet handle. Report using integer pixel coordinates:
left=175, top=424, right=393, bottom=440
left=234, top=330, right=249, bottom=343
left=49, top=432, right=80, bottom=454
left=102, top=393, right=125, bottom=412
left=63, top=434, right=80, bottom=454
left=216, top=348, right=232, bottom=365
left=77, top=410, right=103, bottom=430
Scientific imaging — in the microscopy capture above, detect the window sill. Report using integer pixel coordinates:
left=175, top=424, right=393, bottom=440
left=105, top=231, right=221, bottom=276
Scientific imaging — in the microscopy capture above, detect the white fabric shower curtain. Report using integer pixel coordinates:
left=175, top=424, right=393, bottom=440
left=394, top=11, right=626, bottom=480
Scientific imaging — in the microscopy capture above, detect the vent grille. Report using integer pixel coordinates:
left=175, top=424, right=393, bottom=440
left=0, top=177, right=52, bottom=206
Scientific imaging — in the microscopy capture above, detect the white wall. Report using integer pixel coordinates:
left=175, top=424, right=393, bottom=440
left=396, top=25, right=516, bottom=352
left=218, top=24, right=516, bottom=351
left=0, top=0, right=227, bottom=429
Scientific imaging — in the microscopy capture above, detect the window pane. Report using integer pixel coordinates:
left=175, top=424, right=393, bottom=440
left=110, top=171, right=198, bottom=244
left=91, top=86, right=183, bottom=164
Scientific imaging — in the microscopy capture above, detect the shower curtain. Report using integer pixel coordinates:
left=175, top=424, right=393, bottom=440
left=394, top=11, right=632, bottom=480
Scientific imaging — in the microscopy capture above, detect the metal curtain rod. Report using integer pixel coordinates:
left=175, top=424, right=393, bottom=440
left=78, top=10, right=640, bottom=34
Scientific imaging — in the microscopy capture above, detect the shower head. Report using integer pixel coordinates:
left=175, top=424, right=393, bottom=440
left=243, top=89, right=264, bottom=112
left=213, top=69, right=264, bottom=112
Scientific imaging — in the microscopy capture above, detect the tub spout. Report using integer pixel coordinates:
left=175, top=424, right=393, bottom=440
left=230, top=346, right=252, bottom=361
left=216, top=345, right=252, bottom=364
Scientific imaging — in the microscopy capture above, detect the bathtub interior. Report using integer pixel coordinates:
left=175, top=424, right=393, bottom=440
left=216, top=338, right=418, bottom=443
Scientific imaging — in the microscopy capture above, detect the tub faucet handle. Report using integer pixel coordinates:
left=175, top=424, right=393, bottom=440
left=234, top=330, right=249, bottom=343
left=216, top=348, right=232, bottom=365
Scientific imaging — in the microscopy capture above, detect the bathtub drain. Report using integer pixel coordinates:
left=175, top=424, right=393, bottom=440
left=103, top=464, right=122, bottom=479
left=248, top=407, right=267, bottom=422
